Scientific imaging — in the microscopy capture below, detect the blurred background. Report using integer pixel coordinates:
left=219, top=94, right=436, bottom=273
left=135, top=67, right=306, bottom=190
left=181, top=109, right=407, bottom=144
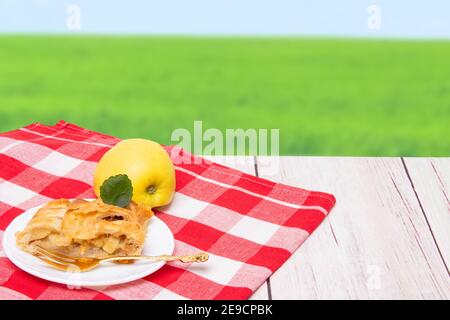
left=0, top=0, right=449, bottom=155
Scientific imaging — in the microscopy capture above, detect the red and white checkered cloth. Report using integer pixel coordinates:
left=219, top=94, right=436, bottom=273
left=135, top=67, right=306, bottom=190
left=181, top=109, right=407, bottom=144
left=0, top=121, right=335, bottom=300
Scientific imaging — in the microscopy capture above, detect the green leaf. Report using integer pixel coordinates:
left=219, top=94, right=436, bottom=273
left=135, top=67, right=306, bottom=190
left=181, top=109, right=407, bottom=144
left=100, top=174, right=133, bottom=208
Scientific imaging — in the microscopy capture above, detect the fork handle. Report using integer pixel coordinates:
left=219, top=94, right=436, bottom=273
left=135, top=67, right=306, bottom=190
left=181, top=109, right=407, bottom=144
left=101, top=252, right=209, bottom=264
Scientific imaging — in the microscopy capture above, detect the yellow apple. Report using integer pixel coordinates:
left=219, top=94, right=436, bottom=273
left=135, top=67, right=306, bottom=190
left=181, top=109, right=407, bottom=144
left=94, top=139, right=175, bottom=208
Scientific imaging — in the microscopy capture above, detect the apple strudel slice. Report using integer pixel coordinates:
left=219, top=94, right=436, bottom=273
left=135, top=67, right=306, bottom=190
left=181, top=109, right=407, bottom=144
left=16, top=199, right=153, bottom=259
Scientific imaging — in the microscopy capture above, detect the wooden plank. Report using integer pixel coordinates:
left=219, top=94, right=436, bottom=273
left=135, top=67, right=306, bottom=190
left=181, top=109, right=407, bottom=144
left=204, top=156, right=269, bottom=300
left=257, top=156, right=450, bottom=299
left=403, top=158, right=450, bottom=268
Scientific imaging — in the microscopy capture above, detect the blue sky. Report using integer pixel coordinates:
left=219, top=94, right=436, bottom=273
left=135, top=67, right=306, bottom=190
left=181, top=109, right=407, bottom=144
left=0, top=0, right=449, bottom=38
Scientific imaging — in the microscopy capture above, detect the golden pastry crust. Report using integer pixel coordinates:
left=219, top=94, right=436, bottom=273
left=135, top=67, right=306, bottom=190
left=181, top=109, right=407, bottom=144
left=16, top=199, right=153, bottom=259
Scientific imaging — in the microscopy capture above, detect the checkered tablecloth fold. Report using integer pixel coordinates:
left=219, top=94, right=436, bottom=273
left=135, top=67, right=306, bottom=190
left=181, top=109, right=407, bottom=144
left=0, top=121, right=335, bottom=300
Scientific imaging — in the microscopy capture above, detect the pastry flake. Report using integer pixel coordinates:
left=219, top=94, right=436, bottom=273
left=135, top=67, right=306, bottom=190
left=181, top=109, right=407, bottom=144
left=16, top=199, right=153, bottom=259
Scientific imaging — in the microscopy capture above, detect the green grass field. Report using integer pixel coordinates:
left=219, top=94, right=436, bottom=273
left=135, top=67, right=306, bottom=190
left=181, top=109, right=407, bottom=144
left=0, top=35, right=449, bottom=156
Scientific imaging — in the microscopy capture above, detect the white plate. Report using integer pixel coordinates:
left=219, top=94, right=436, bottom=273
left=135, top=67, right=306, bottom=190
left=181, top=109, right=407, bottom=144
left=2, top=202, right=174, bottom=287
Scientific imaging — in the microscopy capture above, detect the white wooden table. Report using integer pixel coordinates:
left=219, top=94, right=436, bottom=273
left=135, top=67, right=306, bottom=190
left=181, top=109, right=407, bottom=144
left=206, top=156, right=450, bottom=300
